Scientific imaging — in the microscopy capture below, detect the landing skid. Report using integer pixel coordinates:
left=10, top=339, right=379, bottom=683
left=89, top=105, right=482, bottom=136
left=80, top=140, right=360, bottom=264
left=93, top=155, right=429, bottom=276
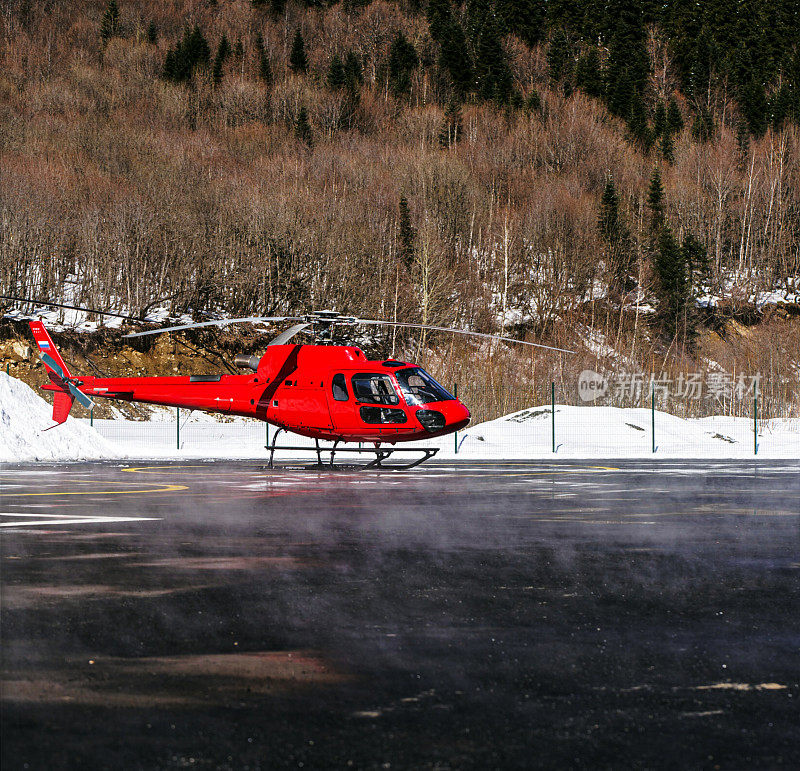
left=266, top=429, right=439, bottom=470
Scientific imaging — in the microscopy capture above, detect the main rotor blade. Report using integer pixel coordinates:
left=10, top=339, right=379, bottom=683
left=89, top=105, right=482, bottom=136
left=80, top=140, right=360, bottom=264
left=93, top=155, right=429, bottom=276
left=67, top=382, right=94, bottom=409
left=123, top=317, right=303, bottom=339
left=356, top=320, right=575, bottom=354
left=40, top=352, right=65, bottom=378
left=267, top=323, right=312, bottom=346
left=0, top=295, right=147, bottom=323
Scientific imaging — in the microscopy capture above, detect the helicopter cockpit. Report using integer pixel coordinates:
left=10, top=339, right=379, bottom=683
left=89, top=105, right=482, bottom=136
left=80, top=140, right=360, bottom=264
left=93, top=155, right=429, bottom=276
left=329, top=368, right=456, bottom=427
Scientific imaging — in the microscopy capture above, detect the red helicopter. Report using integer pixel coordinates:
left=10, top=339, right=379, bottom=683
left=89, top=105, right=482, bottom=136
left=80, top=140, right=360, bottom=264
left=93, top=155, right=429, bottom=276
left=26, top=309, right=572, bottom=468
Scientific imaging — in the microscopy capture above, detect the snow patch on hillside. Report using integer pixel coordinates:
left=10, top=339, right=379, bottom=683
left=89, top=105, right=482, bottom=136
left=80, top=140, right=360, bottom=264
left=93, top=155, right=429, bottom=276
left=0, top=373, right=122, bottom=462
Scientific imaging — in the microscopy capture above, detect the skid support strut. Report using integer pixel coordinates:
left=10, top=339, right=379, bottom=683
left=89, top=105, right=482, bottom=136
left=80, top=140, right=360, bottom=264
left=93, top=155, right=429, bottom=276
left=266, top=430, right=438, bottom=470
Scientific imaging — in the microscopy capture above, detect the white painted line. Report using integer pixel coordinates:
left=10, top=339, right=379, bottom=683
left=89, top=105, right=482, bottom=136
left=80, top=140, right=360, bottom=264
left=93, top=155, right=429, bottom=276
left=0, top=514, right=161, bottom=528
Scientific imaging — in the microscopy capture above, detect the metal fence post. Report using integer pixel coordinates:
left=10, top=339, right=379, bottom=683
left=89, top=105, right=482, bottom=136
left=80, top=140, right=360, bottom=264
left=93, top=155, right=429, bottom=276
left=754, top=395, right=758, bottom=456
left=651, top=383, right=656, bottom=454
left=90, top=406, right=94, bottom=427
left=454, top=382, right=458, bottom=454
left=551, top=382, right=555, bottom=453
left=176, top=406, right=180, bottom=450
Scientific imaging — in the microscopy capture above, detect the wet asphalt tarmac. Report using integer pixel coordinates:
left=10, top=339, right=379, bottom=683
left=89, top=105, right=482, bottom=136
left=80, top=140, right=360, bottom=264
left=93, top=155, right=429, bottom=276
left=1, top=460, right=799, bottom=770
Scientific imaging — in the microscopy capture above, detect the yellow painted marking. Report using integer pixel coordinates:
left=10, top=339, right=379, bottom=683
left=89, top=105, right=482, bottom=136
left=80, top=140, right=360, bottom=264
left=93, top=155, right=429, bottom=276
left=123, top=466, right=205, bottom=473
left=121, top=464, right=620, bottom=478
left=6, top=482, right=188, bottom=497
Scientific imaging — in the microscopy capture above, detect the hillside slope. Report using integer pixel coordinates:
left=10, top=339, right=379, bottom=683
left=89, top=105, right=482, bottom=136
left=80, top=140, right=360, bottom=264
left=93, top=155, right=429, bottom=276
left=1, top=0, right=798, bottom=417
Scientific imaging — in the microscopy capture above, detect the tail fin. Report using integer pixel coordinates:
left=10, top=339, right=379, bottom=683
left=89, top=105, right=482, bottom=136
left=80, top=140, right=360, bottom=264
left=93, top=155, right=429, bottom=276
left=51, top=391, right=75, bottom=426
left=30, top=321, right=72, bottom=379
left=29, top=320, right=92, bottom=425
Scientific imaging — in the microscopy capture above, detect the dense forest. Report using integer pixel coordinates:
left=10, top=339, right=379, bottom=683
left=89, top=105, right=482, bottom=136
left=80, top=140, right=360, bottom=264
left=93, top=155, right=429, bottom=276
left=1, top=0, right=798, bottom=419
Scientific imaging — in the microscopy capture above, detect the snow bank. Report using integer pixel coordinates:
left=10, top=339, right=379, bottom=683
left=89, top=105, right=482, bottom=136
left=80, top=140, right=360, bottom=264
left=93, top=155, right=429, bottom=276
left=431, top=405, right=800, bottom=459
left=0, top=373, right=122, bottom=463
left=85, top=405, right=799, bottom=461
left=1, top=375, right=797, bottom=462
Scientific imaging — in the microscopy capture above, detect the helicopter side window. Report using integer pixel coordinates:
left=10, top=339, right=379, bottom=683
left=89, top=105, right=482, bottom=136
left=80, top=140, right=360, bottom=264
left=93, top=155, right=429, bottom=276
left=359, top=406, right=407, bottom=424
left=331, top=373, right=349, bottom=401
left=351, top=374, right=399, bottom=405
left=395, top=367, right=455, bottom=405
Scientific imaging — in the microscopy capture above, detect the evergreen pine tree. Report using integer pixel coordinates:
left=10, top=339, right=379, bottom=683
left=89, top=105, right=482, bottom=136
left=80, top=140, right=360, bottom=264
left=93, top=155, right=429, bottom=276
left=388, top=32, right=419, bottom=96
left=653, top=99, right=666, bottom=137
left=628, top=92, right=653, bottom=150
left=685, top=27, right=714, bottom=99
left=295, top=106, right=313, bottom=147
left=547, top=0, right=584, bottom=33
left=653, top=225, right=689, bottom=343
left=212, top=35, right=230, bottom=85
left=495, top=0, right=545, bottom=47
left=217, top=34, right=230, bottom=64
left=188, top=26, right=211, bottom=70
left=427, top=0, right=451, bottom=42
left=212, top=55, right=223, bottom=85
left=547, top=29, right=570, bottom=84
left=343, top=51, right=363, bottom=92
left=525, top=89, right=541, bottom=113
left=598, top=178, right=622, bottom=242
left=234, top=38, right=244, bottom=60
left=740, top=78, right=768, bottom=136
left=574, top=48, right=603, bottom=98
left=100, top=0, right=121, bottom=44
left=769, top=85, right=790, bottom=130
left=606, top=0, right=650, bottom=118
left=691, top=106, right=714, bottom=141
left=736, top=119, right=750, bottom=166
left=289, top=28, right=308, bottom=74
left=666, top=96, right=683, bottom=133
left=604, top=0, right=649, bottom=118
left=598, top=177, right=633, bottom=293
left=438, top=97, right=462, bottom=148
left=327, top=53, right=346, bottom=89
left=647, top=167, right=665, bottom=229
left=163, top=26, right=210, bottom=84
left=681, top=232, right=709, bottom=291
left=791, top=47, right=800, bottom=122
left=473, top=9, right=514, bottom=103
left=427, top=0, right=474, bottom=97
left=255, top=34, right=272, bottom=84
left=146, top=21, right=157, bottom=45
left=398, top=196, right=415, bottom=272
left=163, top=48, right=177, bottom=80
left=660, top=131, right=675, bottom=163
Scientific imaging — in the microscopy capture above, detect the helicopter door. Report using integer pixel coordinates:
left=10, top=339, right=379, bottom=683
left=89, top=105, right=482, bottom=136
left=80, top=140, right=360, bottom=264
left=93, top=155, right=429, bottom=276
left=332, top=372, right=409, bottom=438
left=326, top=373, right=362, bottom=435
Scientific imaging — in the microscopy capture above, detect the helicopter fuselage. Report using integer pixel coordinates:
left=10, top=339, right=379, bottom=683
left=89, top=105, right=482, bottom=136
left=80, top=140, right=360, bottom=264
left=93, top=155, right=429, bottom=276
left=40, top=343, right=471, bottom=443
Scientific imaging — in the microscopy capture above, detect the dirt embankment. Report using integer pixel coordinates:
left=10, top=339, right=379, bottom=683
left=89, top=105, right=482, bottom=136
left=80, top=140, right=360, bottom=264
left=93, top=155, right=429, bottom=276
left=0, top=321, right=277, bottom=419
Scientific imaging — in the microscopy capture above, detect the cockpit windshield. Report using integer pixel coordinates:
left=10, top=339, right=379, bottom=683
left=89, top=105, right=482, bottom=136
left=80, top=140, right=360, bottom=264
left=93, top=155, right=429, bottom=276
left=395, top=368, right=455, bottom=406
